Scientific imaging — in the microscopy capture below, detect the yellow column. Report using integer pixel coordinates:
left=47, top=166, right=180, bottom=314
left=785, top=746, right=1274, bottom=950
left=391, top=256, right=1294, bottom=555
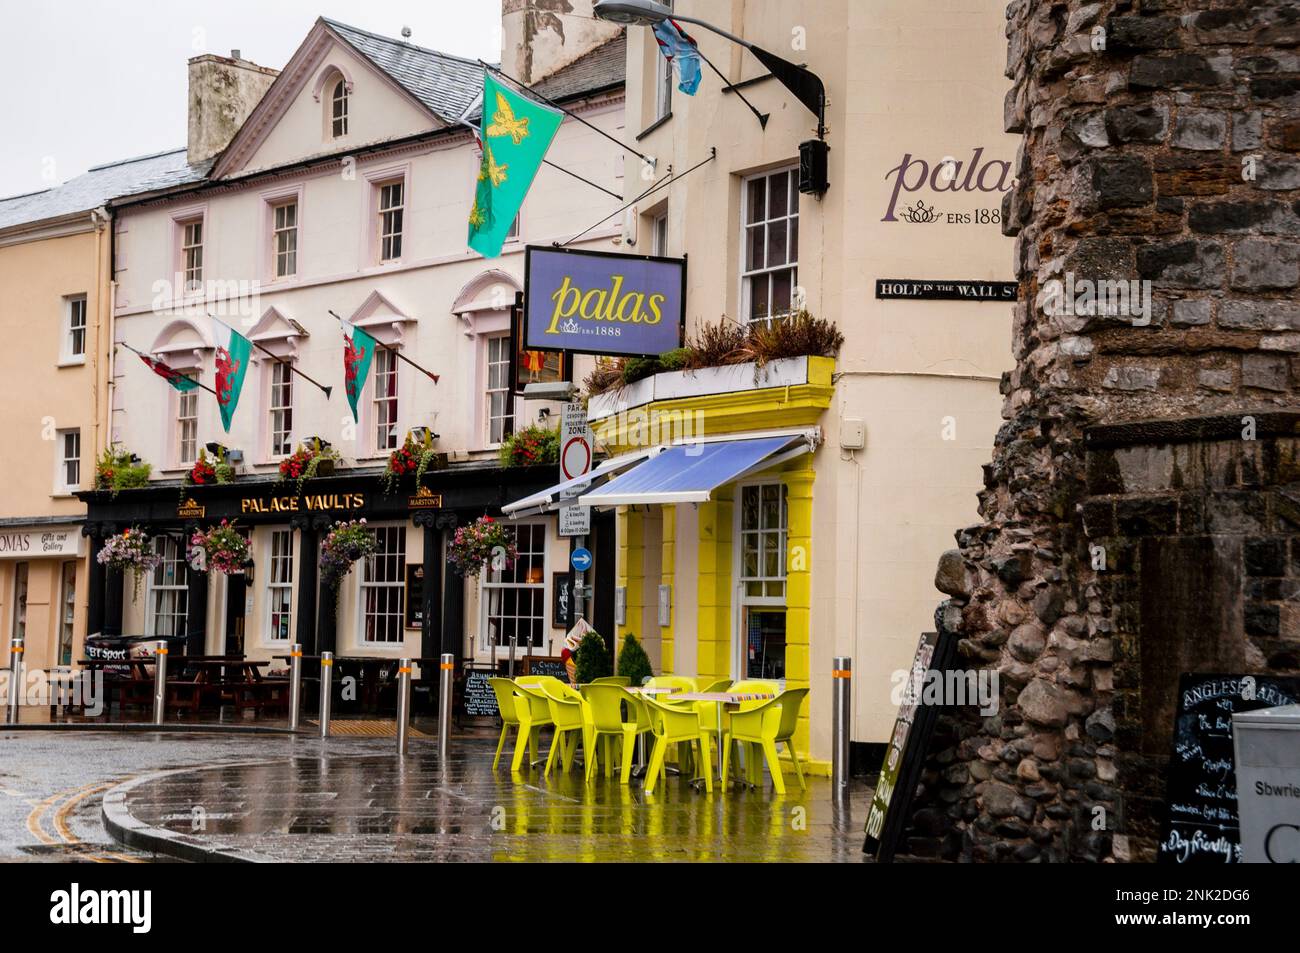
left=783, top=460, right=815, bottom=753
left=695, top=489, right=733, bottom=681
left=659, top=504, right=675, bottom=673
left=615, top=507, right=643, bottom=647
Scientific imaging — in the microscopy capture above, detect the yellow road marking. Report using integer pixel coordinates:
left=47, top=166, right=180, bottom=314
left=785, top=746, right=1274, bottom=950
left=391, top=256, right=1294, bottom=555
left=27, top=780, right=143, bottom=863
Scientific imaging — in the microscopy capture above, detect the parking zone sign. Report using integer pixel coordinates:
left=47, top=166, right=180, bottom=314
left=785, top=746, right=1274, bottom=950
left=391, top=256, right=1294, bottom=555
left=559, top=402, right=592, bottom=536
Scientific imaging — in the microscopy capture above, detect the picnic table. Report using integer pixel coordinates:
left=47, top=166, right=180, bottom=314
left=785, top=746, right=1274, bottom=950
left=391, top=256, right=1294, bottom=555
left=77, top=655, right=286, bottom=717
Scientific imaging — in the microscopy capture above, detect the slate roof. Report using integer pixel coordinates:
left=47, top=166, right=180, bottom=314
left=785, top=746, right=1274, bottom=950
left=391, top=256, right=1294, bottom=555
left=531, top=33, right=626, bottom=103
left=0, top=148, right=210, bottom=232
left=323, top=18, right=486, bottom=122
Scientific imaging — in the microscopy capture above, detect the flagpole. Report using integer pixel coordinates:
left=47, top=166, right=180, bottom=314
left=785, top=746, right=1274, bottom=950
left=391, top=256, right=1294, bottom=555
left=693, top=45, right=768, bottom=128
left=209, top=314, right=333, bottom=399
left=117, top=342, right=219, bottom=397
left=453, top=94, right=622, bottom=202
left=329, top=311, right=440, bottom=384
left=478, top=61, right=657, bottom=168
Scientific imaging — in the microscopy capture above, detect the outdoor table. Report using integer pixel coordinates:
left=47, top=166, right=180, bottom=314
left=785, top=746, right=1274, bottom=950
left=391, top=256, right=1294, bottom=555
left=672, top=691, right=775, bottom=786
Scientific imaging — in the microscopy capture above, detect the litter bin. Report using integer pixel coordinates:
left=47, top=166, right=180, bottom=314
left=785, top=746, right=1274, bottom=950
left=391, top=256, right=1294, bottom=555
left=1232, top=704, right=1300, bottom=864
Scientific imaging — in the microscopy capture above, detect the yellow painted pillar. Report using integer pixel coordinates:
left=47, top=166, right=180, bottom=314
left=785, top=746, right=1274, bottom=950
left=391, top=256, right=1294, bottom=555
left=659, top=504, right=675, bottom=673
left=615, top=506, right=643, bottom=646
left=695, top=488, right=733, bottom=681
left=783, top=461, right=816, bottom=753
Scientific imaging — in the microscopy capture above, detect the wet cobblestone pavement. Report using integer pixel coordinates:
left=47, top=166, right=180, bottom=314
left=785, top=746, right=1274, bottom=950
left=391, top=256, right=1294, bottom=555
left=114, top=738, right=871, bottom=862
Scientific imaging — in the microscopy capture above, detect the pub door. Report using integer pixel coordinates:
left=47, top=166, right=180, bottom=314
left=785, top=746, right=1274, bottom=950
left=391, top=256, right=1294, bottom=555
left=225, top=573, right=247, bottom=656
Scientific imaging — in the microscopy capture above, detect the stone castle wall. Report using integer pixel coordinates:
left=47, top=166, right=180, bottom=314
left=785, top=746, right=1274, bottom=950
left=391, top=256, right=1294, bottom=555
left=907, top=0, right=1300, bottom=862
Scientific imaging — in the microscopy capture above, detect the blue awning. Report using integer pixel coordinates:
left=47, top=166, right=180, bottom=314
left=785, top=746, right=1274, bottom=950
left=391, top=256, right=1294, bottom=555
left=577, top=435, right=808, bottom=507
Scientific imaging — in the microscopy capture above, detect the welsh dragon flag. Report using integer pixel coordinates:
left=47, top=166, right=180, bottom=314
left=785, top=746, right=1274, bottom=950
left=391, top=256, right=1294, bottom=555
left=138, top=353, right=198, bottom=392
left=342, top=323, right=376, bottom=423
left=210, top=318, right=251, bottom=432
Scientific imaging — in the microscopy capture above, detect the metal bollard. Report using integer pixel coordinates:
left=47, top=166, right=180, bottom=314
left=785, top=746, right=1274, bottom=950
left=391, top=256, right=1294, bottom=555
left=832, top=656, right=852, bottom=803
left=5, top=636, right=24, bottom=725
left=152, top=640, right=169, bottom=726
left=319, top=651, right=334, bottom=739
left=395, top=658, right=412, bottom=755
left=438, top=653, right=453, bottom=759
left=287, top=644, right=303, bottom=731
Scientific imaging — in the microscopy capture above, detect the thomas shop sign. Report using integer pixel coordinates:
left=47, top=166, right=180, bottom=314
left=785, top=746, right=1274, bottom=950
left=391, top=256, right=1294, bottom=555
left=524, top=246, right=685, bottom=358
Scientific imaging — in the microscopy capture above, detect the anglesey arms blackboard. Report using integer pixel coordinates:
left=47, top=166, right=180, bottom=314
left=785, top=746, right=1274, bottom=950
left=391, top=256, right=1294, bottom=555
left=863, top=630, right=957, bottom=862
left=1159, top=672, right=1300, bottom=864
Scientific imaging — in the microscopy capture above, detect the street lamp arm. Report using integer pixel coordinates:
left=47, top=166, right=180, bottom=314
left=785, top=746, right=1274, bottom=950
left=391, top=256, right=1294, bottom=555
left=661, top=13, right=754, bottom=51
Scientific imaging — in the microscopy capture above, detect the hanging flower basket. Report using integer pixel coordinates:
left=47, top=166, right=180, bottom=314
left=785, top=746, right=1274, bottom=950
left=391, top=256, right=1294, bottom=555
left=448, top=516, right=517, bottom=578
left=97, top=527, right=162, bottom=602
left=320, top=518, right=376, bottom=590
left=189, top=519, right=252, bottom=575
left=279, top=443, right=340, bottom=495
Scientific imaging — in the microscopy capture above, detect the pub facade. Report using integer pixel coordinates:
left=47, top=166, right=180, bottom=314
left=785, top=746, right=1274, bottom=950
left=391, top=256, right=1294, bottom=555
left=81, top=15, right=627, bottom=675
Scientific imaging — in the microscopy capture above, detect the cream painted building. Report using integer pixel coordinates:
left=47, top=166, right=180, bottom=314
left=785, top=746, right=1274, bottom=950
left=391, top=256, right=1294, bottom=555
left=579, top=0, right=1016, bottom=762
left=85, top=14, right=628, bottom=677
left=0, top=151, right=187, bottom=687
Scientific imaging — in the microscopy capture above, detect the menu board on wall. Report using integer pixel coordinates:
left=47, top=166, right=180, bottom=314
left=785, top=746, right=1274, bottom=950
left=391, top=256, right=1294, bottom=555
left=863, top=630, right=957, bottom=863
left=1158, top=672, right=1300, bottom=864
left=404, top=564, right=424, bottom=629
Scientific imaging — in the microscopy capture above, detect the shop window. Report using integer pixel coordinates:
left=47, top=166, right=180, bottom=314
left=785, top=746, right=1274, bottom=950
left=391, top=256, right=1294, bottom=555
left=740, top=167, right=800, bottom=322
left=372, top=348, right=399, bottom=452
left=481, top=522, right=546, bottom=651
left=64, top=294, right=87, bottom=362
left=55, top=428, right=80, bottom=493
left=266, top=529, right=293, bottom=642
left=272, top=200, right=298, bottom=278
left=147, top=537, right=188, bottom=638
left=58, top=561, right=76, bottom=666
left=737, top=482, right=788, bottom=679
left=269, top=360, right=293, bottom=457
left=650, top=210, right=669, bottom=256
left=10, top=562, right=28, bottom=642
left=486, top=335, right=515, bottom=446
left=176, top=389, right=198, bottom=466
left=360, top=525, right=405, bottom=643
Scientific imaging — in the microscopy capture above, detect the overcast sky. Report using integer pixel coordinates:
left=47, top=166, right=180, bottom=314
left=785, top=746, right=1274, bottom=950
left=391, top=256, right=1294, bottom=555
left=0, top=0, right=502, bottom=198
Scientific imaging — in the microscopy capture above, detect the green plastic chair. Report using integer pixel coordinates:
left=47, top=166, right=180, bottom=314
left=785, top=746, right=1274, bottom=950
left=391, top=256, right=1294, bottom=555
left=581, top=684, right=651, bottom=783
left=509, top=680, right=558, bottom=772
left=590, top=675, right=631, bottom=686
left=642, top=694, right=713, bottom=794
left=539, top=680, right=593, bottom=778
left=722, top=688, right=809, bottom=794
left=488, top=678, right=524, bottom=772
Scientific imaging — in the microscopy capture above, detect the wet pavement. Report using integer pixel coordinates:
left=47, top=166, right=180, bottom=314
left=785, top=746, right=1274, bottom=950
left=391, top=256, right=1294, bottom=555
left=2, top=724, right=872, bottom=862
left=110, top=738, right=872, bottom=862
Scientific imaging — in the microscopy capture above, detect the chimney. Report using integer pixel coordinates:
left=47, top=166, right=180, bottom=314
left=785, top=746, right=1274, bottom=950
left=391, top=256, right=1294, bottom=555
left=501, top=0, right=623, bottom=85
left=187, top=51, right=279, bottom=164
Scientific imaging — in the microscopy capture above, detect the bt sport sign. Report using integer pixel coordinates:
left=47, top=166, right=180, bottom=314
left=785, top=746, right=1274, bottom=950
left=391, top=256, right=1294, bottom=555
left=523, top=246, right=686, bottom=358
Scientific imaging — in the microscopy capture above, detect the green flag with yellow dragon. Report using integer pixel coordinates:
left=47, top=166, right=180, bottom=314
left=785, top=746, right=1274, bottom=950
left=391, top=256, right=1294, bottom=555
left=468, top=73, right=564, bottom=259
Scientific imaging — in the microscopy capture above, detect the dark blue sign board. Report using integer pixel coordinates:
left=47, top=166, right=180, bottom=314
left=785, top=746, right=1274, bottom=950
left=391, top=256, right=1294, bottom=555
left=524, top=246, right=686, bottom=358
left=570, top=547, right=592, bottom=572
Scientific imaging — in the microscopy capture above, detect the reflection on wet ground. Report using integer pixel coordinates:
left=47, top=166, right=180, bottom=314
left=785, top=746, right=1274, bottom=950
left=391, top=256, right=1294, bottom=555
left=120, top=738, right=872, bottom=862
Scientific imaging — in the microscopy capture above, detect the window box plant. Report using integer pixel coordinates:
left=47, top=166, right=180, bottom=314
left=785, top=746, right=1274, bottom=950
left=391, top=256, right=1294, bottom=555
left=94, top=446, right=151, bottom=496
left=184, top=448, right=234, bottom=487
left=381, top=432, right=446, bottom=494
left=498, top=422, right=559, bottom=468
left=279, top=440, right=341, bottom=495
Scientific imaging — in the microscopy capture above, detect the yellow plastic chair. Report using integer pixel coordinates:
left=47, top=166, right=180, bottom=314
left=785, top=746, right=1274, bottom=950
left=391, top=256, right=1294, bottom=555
left=644, top=675, right=697, bottom=694
left=642, top=695, right=713, bottom=794
left=509, top=680, right=557, bottom=772
left=488, top=677, right=525, bottom=772
left=582, top=684, right=651, bottom=783
left=590, top=675, right=631, bottom=686
left=539, top=680, right=593, bottom=778
left=722, top=688, right=809, bottom=794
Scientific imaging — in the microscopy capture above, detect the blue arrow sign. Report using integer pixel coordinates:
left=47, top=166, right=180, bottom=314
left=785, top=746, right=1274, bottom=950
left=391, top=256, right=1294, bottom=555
left=570, top=547, right=592, bottom=572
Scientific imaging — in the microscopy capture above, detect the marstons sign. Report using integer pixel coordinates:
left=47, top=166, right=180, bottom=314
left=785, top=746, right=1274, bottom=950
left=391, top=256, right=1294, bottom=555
left=523, top=246, right=685, bottom=358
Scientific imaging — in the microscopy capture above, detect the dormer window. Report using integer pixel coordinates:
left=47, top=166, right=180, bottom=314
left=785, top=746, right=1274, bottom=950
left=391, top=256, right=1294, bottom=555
left=331, top=79, right=349, bottom=138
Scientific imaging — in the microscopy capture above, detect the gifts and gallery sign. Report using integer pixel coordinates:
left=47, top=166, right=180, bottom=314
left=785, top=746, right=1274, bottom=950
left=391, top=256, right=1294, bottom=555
left=524, top=246, right=685, bottom=357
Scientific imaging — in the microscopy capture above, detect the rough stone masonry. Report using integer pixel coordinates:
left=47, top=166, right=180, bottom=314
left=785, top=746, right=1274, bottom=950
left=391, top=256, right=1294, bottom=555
left=905, top=0, right=1300, bottom=862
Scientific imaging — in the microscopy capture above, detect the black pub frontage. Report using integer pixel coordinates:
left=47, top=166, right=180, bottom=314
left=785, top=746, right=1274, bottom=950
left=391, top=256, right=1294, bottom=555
left=75, top=461, right=598, bottom=694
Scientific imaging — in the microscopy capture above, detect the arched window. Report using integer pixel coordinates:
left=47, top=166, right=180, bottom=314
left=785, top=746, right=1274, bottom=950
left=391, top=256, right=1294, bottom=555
left=331, top=78, right=349, bottom=138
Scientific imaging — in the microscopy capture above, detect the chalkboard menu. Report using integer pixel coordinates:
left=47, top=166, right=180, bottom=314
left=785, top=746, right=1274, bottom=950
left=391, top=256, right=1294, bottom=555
left=863, top=630, right=957, bottom=862
left=1159, top=672, right=1300, bottom=864
left=522, top=657, right=569, bottom=680
left=462, top=668, right=499, bottom=717
left=404, top=564, right=424, bottom=629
